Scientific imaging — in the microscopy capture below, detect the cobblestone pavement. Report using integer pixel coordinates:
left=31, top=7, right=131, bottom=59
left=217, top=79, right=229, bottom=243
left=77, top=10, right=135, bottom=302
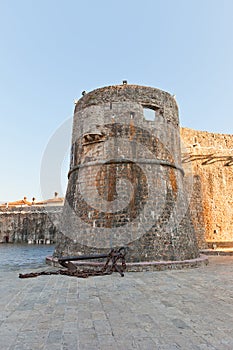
left=0, top=256, right=233, bottom=350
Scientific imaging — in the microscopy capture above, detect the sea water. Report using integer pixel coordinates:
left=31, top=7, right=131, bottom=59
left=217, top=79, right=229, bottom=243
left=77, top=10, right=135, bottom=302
left=0, top=244, right=55, bottom=272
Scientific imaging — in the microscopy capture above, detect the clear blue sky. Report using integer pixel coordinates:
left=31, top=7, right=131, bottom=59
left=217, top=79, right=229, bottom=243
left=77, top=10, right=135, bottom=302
left=1, top=0, right=233, bottom=201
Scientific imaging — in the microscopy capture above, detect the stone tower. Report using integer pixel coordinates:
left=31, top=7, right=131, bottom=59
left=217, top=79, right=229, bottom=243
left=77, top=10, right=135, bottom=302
left=55, top=83, right=199, bottom=262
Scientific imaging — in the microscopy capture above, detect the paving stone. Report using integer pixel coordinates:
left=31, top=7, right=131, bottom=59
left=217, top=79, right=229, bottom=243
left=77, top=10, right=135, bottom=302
left=93, top=320, right=112, bottom=335
left=47, top=329, right=63, bottom=344
left=0, top=256, right=233, bottom=349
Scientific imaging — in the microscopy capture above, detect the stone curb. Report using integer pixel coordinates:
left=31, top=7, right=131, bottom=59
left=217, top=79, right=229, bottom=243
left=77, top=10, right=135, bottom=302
left=200, top=249, right=233, bottom=256
left=46, top=254, right=209, bottom=272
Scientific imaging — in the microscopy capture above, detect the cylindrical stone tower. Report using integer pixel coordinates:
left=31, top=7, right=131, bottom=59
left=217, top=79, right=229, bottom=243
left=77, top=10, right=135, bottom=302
left=55, top=83, right=199, bottom=262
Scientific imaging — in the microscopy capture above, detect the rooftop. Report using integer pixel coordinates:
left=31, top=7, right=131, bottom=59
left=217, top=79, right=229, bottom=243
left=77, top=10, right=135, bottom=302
left=0, top=193, right=64, bottom=208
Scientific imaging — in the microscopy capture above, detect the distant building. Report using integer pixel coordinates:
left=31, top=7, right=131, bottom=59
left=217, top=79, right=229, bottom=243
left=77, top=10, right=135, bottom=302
left=33, top=192, right=64, bottom=207
left=0, top=193, right=64, bottom=209
left=0, top=193, right=64, bottom=244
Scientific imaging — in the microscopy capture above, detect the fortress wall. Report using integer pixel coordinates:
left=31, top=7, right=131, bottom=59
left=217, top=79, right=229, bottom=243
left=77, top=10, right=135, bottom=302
left=56, top=84, right=199, bottom=261
left=1, top=126, right=232, bottom=251
left=0, top=206, right=62, bottom=244
left=181, top=127, right=233, bottom=248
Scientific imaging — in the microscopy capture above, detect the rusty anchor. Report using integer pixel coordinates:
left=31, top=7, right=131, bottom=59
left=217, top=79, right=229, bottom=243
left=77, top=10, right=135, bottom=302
left=19, top=247, right=127, bottom=279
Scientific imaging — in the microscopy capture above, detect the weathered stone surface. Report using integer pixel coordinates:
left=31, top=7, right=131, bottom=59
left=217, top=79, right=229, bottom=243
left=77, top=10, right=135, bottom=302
left=0, top=206, right=61, bottom=244
left=55, top=84, right=199, bottom=262
left=1, top=256, right=233, bottom=349
left=181, top=127, right=233, bottom=248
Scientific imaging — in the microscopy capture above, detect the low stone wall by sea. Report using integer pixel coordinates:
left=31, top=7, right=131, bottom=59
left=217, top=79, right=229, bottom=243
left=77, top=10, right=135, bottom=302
left=0, top=206, right=62, bottom=244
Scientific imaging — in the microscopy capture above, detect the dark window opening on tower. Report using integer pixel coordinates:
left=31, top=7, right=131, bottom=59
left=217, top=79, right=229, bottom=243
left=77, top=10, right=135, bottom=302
left=82, top=133, right=105, bottom=145
left=130, top=112, right=135, bottom=119
left=143, top=106, right=158, bottom=121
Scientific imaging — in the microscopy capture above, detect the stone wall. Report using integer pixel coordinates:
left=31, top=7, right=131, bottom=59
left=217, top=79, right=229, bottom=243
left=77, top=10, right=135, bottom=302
left=2, top=92, right=232, bottom=253
left=1, top=127, right=232, bottom=251
left=55, top=84, right=199, bottom=261
left=0, top=206, right=62, bottom=244
left=181, top=127, right=233, bottom=248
